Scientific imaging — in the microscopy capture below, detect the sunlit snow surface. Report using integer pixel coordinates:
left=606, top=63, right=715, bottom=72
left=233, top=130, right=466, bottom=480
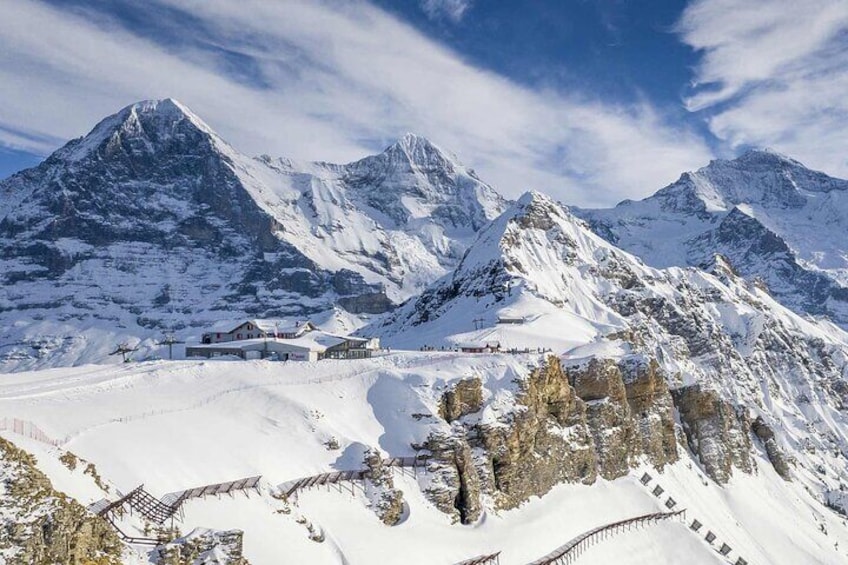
left=2, top=354, right=847, bottom=564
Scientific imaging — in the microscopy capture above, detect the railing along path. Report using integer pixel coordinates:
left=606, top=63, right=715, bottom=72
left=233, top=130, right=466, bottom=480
left=453, top=551, right=501, bottom=565
left=526, top=510, right=686, bottom=565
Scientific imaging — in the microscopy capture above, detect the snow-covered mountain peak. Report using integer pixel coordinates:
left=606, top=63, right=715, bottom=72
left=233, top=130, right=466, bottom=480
left=515, top=189, right=553, bottom=207
left=512, top=189, right=566, bottom=218
left=382, top=132, right=460, bottom=172
left=460, top=190, right=567, bottom=266
left=128, top=98, right=221, bottom=138
left=650, top=149, right=848, bottom=215
left=55, top=98, right=228, bottom=165
left=0, top=100, right=515, bottom=369
left=732, top=147, right=799, bottom=168
left=128, top=97, right=194, bottom=120
left=381, top=191, right=617, bottom=338
left=337, top=134, right=506, bottom=233
left=575, top=149, right=848, bottom=329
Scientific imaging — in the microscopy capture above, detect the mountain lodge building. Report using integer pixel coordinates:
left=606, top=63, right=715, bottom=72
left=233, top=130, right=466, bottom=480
left=201, top=319, right=316, bottom=344
left=188, top=318, right=378, bottom=361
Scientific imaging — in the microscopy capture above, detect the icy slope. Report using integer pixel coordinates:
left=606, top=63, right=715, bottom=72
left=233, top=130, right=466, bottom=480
left=376, top=191, right=848, bottom=519
left=2, top=356, right=846, bottom=564
left=576, top=149, right=848, bottom=327
left=0, top=100, right=504, bottom=371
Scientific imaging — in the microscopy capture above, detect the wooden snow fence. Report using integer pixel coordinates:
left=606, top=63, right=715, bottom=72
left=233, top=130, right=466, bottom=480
left=280, top=469, right=370, bottom=499
left=0, top=418, right=60, bottom=446
left=95, top=486, right=146, bottom=519
left=280, top=456, right=430, bottom=499
left=526, top=510, right=686, bottom=565
left=161, top=475, right=262, bottom=507
left=454, top=551, right=501, bottom=565
left=383, top=455, right=431, bottom=473
left=96, top=485, right=179, bottom=524
left=97, top=475, right=262, bottom=524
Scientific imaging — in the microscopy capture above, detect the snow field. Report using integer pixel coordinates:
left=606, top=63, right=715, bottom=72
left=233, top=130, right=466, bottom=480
left=2, top=355, right=847, bottom=563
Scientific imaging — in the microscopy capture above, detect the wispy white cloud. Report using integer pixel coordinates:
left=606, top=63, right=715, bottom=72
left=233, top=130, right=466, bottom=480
left=420, top=0, right=472, bottom=23
left=0, top=0, right=711, bottom=206
left=678, top=0, right=848, bottom=176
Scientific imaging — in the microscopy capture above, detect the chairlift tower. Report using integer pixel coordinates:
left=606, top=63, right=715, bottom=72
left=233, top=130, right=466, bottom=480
left=109, top=343, right=139, bottom=363
left=156, top=334, right=185, bottom=360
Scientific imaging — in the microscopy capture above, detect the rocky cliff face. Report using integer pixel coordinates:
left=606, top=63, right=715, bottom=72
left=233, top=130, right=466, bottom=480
left=570, top=357, right=678, bottom=479
left=419, top=356, right=680, bottom=522
left=672, top=385, right=754, bottom=483
left=363, top=450, right=405, bottom=526
left=0, top=436, right=123, bottom=565
left=751, top=416, right=792, bottom=480
left=420, top=434, right=485, bottom=524
left=438, top=377, right=484, bottom=423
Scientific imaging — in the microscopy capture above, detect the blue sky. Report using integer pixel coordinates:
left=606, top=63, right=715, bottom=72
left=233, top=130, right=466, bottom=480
left=378, top=1, right=694, bottom=106
left=1, top=0, right=847, bottom=206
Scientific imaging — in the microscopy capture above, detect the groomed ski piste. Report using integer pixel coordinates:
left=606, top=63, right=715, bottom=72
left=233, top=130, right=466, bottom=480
left=2, top=353, right=846, bottom=564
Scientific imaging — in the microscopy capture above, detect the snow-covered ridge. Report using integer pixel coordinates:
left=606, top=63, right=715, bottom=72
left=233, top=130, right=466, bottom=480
left=376, top=189, right=848, bottom=530
left=575, top=150, right=848, bottom=328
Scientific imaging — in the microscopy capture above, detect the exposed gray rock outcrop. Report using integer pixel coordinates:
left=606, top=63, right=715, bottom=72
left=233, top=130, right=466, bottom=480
left=672, top=384, right=753, bottom=483
left=439, top=377, right=483, bottom=423
left=0, top=436, right=123, bottom=565
left=363, top=450, right=405, bottom=526
left=420, top=434, right=483, bottom=524
left=752, top=416, right=792, bottom=480
left=420, top=356, right=680, bottom=519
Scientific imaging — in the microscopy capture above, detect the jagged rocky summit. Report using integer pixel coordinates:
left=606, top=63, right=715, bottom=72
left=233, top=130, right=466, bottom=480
left=575, top=149, right=848, bottom=328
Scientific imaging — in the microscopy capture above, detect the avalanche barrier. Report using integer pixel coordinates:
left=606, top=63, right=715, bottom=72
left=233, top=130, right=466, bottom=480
left=525, top=510, right=686, bottom=565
